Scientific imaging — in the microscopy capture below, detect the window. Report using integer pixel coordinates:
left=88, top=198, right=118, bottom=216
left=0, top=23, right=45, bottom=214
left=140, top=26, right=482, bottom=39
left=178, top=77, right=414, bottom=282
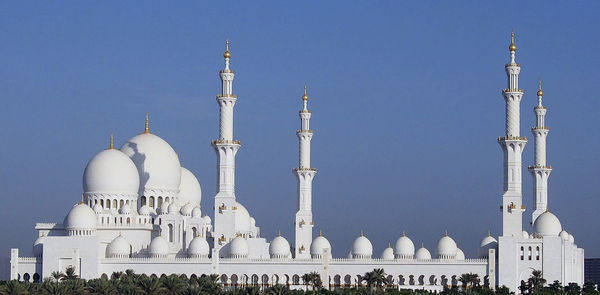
left=536, top=246, right=540, bottom=260
left=528, top=246, right=532, bottom=260
left=520, top=246, right=524, bottom=260
left=149, top=197, right=155, bottom=208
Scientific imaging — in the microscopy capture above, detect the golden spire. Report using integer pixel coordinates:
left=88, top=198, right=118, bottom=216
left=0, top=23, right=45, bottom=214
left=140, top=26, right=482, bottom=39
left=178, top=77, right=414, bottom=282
left=488, top=230, right=491, bottom=237
left=302, top=84, right=308, bottom=101
left=278, top=230, right=281, bottom=237
left=402, top=230, right=406, bottom=237
left=80, top=194, right=84, bottom=204
left=360, top=230, right=364, bottom=237
left=109, top=134, right=114, bottom=149
left=319, top=230, right=323, bottom=237
left=421, top=242, right=424, bottom=248
left=509, top=30, right=517, bottom=52
left=144, top=113, right=150, bottom=134
left=224, top=39, right=231, bottom=59
left=388, top=242, right=391, bottom=248
left=444, top=230, right=448, bottom=237
left=537, top=80, right=544, bottom=97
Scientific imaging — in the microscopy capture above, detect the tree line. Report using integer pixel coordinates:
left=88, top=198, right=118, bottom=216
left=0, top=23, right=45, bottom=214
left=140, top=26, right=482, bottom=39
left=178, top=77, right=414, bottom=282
left=1, top=267, right=598, bottom=295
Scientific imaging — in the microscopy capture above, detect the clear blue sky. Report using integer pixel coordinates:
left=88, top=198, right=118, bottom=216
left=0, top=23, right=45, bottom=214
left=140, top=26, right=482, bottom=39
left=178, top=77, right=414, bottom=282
left=1, top=1, right=599, bottom=266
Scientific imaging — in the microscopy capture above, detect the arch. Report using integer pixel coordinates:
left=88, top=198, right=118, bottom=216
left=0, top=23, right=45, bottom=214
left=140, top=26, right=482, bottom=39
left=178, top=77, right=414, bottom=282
left=484, top=275, right=490, bottom=288
left=409, top=275, right=415, bottom=285
left=165, top=197, right=170, bottom=203
left=168, top=224, right=174, bottom=243
left=418, top=275, right=425, bottom=285
left=157, top=196, right=163, bottom=207
left=334, top=274, right=341, bottom=287
left=23, top=273, right=30, bottom=282
left=149, top=196, right=155, bottom=208
left=451, top=275, right=458, bottom=287
left=33, top=273, right=40, bottom=283
left=220, top=274, right=228, bottom=286
left=106, top=200, right=111, bottom=209
left=528, top=246, right=532, bottom=260
left=101, top=273, right=108, bottom=280
left=113, top=199, right=117, bottom=208
left=520, top=246, right=524, bottom=260
left=293, top=274, right=301, bottom=285
left=429, top=275, right=437, bottom=285
left=241, top=274, right=249, bottom=286
left=536, top=246, right=540, bottom=260
left=120, top=199, right=124, bottom=208
left=127, top=217, right=131, bottom=225
left=251, top=274, right=259, bottom=286
left=261, top=274, right=269, bottom=286
left=441, top=275, right=448, bottom=287
left=398, top=275, right=405, bottom=285
left=284, top=274, right=290, bottom=286
left=271, top=274, right=279, bottom=285
left=230, top=274, right=238, bottom=287
left=386, top=275, right=394, bottom=287
left=192, top=227, right=197, bottom=238
left=100, top=199, right=104, bottom=207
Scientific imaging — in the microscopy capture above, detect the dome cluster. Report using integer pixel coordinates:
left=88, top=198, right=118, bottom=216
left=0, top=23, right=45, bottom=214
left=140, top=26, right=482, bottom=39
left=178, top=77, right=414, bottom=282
left=107, top=235, right=130, bottom=258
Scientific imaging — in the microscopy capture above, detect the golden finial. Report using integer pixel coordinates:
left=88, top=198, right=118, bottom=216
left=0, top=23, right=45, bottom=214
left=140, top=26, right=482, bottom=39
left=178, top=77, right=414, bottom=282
left=119, top=232, right=122, bottom=237
left=144, top=113, right=150, bottom=134
left=224, top=39, right=231, bottom=59
left=109, top=134, right=114, bottom=149
left=537, top=80, right=544, bottom=97
left=488, top=230, right=491, bottom=237
left=545, top=207, right=549, bottom=213
left=302, top=84, right=309, bottom=101
left=388, top=242, right=391, bottom=248
left=509, top=30, right=517, bottom=52
left=421, top=242, right=424, bottom=248
left=80, top=194, right=84, bottom=204
left=444, top=230, right=448, bottom=237
left=360, top=230, right=364, bottom=237
left=319, top=230, right=323, bottom=237
left=278, top=230, right=281, bottom=237
left=402, top=230, right=406, bottom=237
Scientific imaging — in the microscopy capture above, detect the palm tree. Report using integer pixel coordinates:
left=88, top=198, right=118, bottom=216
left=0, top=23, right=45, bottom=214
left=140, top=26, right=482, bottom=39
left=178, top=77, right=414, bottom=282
left=62, top=279, right=86, bottom=295
left=63, top=266, right=79, bottom=281
left=527, top=270, right=546, bottom=293
left=458, top=273, right=480, bottom=289
left=137, top=275, right=166, bottom=295
left=264, top=284, right=290, bottom=295
left=301, top=272, right=321, bottom=294
left=41, top=278, right=69, bottom=295
left=362, top=268, right=386, bottom=291
left=0, top=280, right=28, bottom=295
left=196, top=274, right=221, bottom=294
left=161, top=274, right=187, bottom=295
left=50, top=271, right=65, bottom=282
left=86, top=278, right=117, bottom=295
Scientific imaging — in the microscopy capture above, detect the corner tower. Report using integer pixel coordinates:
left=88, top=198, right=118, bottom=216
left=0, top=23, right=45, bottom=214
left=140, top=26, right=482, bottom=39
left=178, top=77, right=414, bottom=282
left=293, top=86, right=316, bottom=259
left=498, top=31, right=527, bottom=237
left=212, top=40, right=242, bottom=244
left=528, top=81, right=552, bottom=224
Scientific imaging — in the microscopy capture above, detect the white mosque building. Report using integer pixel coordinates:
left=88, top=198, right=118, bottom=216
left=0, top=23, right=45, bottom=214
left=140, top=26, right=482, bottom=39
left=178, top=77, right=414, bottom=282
left=9, top=34, right=584, bottom=292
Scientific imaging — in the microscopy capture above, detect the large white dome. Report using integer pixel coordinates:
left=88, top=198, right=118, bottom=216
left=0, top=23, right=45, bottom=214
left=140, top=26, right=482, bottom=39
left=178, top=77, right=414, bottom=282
left=533, top=211, right=562, bottom=237
left=64, top=203, right=97, bottom=236
left=437, top=234, right=457, bottom=259
left=351, top=233, right=373, bottom=259
left=479, top=234, right=498, bottom=258
left=415, top=245, right=432, bottom=260
left=229, top=236, right=249, bottom=258
left=83, top=148, right=140, bottom=196
left=120, top=132, right=181, bottom=198
left=310, top=234, right=332, bottom=259
left=381, top=245, right=394, bottom=260
left=149, top=236, right=169, bottom=258
left=394, top=234, right=415, bottom=259
left=269, top=235, right=292, bottom=259
left=188, top=236, right=210, bottom=258
left=107, top=235, right=130, bottom=258
left=178, top=167, right=202, bottom=207
left=234, top=202, right=251, bottom=233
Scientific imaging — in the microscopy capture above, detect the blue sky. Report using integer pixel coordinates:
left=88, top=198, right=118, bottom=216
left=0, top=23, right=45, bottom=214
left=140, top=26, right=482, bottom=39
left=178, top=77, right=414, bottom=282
left=0, top=1, right=599, bottom=266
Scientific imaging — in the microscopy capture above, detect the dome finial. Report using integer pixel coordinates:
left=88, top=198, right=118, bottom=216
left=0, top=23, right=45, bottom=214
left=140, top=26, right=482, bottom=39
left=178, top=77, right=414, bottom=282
left=537, top=79, right=544, bottom=97
left=509, top=30, right=517, bottom=52
left=302, top=84, right=309, bottom=101
left=360, top=230, right=364, bottom=237
left=144, top=113, right=150, bottom=134
left=80, top=193, right=84, bottom=204
left=109, top=134, right=114, bottom=149
left=319, top=230, right=323, bottom=237
left=444, top=230, right=448, bottom=237
left=224, top=39, right=231, bottom=59
left=278, top=230, right=281, bottom=237
left=421, top=242, right=424, bottom=248
left=488, top=229, right=491, bottom=237
left=402, top=230, right=406, bottom=237
left=388, top=242, right=391, bottom=248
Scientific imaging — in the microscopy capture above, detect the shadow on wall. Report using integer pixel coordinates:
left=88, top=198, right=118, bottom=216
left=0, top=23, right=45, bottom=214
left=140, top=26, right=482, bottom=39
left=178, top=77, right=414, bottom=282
left=122, top=142, right=149, bottom=206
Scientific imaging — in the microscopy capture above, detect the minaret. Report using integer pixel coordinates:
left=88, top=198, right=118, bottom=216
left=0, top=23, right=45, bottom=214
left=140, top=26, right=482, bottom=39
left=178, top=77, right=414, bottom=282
left=212, top=40, right=241, bottom=245
left=498, top=31, right=527, bottom=237
left=528, top=81, right=552, bottom=225
left=293, top=85, right=317, bottom=259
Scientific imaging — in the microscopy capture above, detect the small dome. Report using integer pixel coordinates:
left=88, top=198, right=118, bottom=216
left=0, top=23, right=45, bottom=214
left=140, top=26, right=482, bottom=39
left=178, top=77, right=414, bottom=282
left=168, top=203, right=180, bottom=215
left=269, top=234, right=292, bottom=259
left=533, top=211, right=562, bottom=237
left=437, top=233, right=457, bottom=259
left=522, top=230, right=529, bottom=239
left=310, top=234, right=332, bottom=259
left=83, top=149, right=140, bottom=196
left=120, top=132, right=181, bottom=197
left=456, top=248, right=465, bottom=260
left=351, top=233, right=373, bottom=259
left=93, top=203, right=103, bottom=214
left=149, top=236, right=169, bottom=258
left=159, top=202, right=170, bottom=215
left=192, top=207, right=202, bottom=218
left=479, top=234, right=498, bottom=258
left=394, top=233, right=415, bottom=259
left=569, top=234, right=575, bottom=244
left=202, top=215, right=211, bottom=224
left=250, top=217, right=256, bottom=227
left=33, top=235, right=45, bottom=257
left=64, top=203, right=97, bottom=235
left=180, top=203, right=194, bottom=216
left=119, top=203, right=132, bottom=215
left=188, top=236, right=210, bottom=258
left=229, top=236, right=249, bottom=258
left=107, top=235, right=130, bottom=258
left=138, top=205, right=151, bottom=215
left=560, top=230, right=570, bottom=241
left=415, top=245, right=432, bottom=260
left=381, top=245, right=394, bottom=260
left=178, top=167, right=202, bottom=207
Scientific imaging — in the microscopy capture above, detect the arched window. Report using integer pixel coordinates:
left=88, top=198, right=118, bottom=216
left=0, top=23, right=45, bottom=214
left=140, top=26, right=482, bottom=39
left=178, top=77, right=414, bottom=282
left=528, top=246, right=532, bottom=260
left=33, top=273, right=40, bottom=283
left=149, top=196, right=155, bottom=208
left=141, top=196, right=147, bottom=206
left=100, top=199, right=104, bottom=207
left=113, top=199, right=117, bottom=209
left=120, top=200, right=124, bottom=208
left=106, top=200, right=110, bottom=209
left=192, top=227, right=197, bottom=237
left=158, top=197, right=163, bottom=207
left=520, top=246, right=524, bottom=260
left=127, top=218, right=131, bottom=225
left=165, top=197, right=170, bottom=203
left=536, top=246, right=540, bottom=260
left=23, top=273, right=30, bottom=282
left=168, top=224, right=174, bottom=243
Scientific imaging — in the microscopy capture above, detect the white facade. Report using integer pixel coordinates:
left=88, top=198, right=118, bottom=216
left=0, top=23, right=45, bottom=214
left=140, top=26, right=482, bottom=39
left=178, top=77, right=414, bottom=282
left=10, top=36, right=584, bottom=292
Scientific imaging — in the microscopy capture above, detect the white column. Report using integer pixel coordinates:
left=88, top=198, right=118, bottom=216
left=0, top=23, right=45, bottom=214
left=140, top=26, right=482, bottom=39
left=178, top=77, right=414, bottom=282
left=294, top=86, right=316, bottom=259
left=529, top=81, right=552, bottom=224
left=213, top=40, right=241, bottom=244
left=499, top=32, right=527, bottom=237
left=10, top=248, right=19, bottom=280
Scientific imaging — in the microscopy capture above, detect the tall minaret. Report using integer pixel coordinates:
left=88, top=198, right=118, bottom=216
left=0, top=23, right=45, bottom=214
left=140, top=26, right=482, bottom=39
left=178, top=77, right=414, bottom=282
left=212, top=40, right=241, bottom=245
left=498, top=31, right=527, bottom=237
left=293, top=86, right=317, bottom=259
left=528, top=81, right=552, bottom=225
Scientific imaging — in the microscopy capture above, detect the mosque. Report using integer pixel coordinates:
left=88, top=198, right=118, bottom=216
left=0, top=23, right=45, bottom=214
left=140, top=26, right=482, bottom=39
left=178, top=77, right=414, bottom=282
left=9, top=33, right=584, bottom=292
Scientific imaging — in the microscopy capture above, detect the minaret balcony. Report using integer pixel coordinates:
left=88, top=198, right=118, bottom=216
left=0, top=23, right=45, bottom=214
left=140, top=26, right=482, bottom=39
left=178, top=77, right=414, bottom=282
left=219, top=69, right=235, bottom=74
left=299, top=110, right=312, bottom=114
left=502, top=88, right=524, bottom=93
left=296, top=129, right=314, bottom=134
left=534, top=106, right=547, bottom=110
left=498, top=136, right=528, bottom=142
left=504, top=63, right=521, bottom=67
left=293, top=167, right=317, bottom=172
left=211, top=139, right=241, bottom=145
left=527, top=165, right=553, bottom=170
left=531, top=126, right=549, bottom=131
left=216, top=94, right=237, bottom=98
